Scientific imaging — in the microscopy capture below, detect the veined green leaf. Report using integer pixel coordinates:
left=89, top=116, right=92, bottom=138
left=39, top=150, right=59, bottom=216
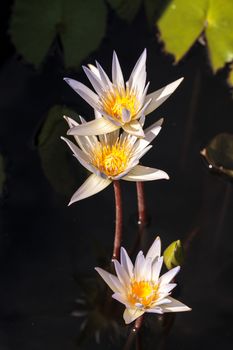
left=10, top=0, right=107, bottom=68
left=157, top=0, right=233, bottom=72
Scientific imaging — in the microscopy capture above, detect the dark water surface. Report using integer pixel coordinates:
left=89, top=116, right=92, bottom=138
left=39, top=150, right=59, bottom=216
left=1, top=5, right=233, bottom=350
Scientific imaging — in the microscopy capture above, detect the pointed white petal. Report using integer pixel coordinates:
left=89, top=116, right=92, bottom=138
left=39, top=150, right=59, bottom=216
left=95, top=267, right=122, bottom=292
left=88, top=64, right=100, bottom=78
left=122, top=120, right=145, bottom=137
left=113, top=259, right=130, bottom=287
left=123, top=165, right=169, bottom=182
left=63, top=78, right=99, bottom=109
left=160, top=296, right=191, bottom=312
left=96, top=61, right=113, bottom=88
left=63, top=115, right=79, bottom=127
left=134, top=251, right=145, bottom=280
left=146, top=236, right=161, bottom=260
left=67, top=117, right=119, bottom=136
left=128, top=49, right=147, bottom=92
left=151, top=256, right=163, bottom=282
left=159, top=266, right=180, bottom=286
left=123, top=308, right=144, bottom=324
left=144, top=77, right=184, bottom=115
left=120, top=247, right=134, bottom=278
left=83, top=66, right=104, bottom=95
left=133, top=118, right=164, bottom=154
left=61, top=137, right=96, bottom=174
left=161, top=283, right=177, bottom=294
left=112, top=51, right=124, bottom=86
left=69, top=174, right=111, bottom=204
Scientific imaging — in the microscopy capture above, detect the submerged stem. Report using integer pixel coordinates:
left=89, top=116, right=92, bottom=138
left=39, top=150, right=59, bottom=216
left=112, top=180, right=123, bottom=260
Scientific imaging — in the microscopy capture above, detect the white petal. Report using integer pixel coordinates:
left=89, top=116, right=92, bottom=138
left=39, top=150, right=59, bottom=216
left=120, top=247, right=134, bottom=278
left=159, top=266, right=180, bottom=286
left=67, top=117, right=119, bottom=136
left=96, top=61, right=113, bottom=89
left=61, top=137, right=96, bottom=174
left=95, top=267, right=122, bottom=292
left=122, top=108, right=131, bottom=123
left=146, top=307, right=163, bottom=314
left=123, top=308, right=144, bottom=324
left=112, top=293, right=130, bottom=307
left=128, top=49, right=147, bottom=93
left=146, top=236, right=161, bottom=260
left=134, top=98, right=152, bottom=120
left=144, top=77, right=184, bottom=115
left=133, top=118, right=164, bottom=154
left=160, top=296, right=191, bottom=312
left=161, top=283, right=177, bottom=294
left=151, top=256, right=163, bottom=281
left=122, top=120, right=145, bottom=137
left=63, top=115, right=79, bottom=127
left=83, top=66, right=104, bottom=95
left=94, top=110, right=102, bottom=119
left=88, top=64, right=100, bottom=78
left=112, top=51, right=124, bottom=87
left=123, top=165, right=169, bottom=182
left=63, top=78, right=99, bottom=109
left=155, top=298, right=172, bottom=306
left=113, top=259, right=130, bottom=287
left=69, top=174, right=111, bottom=204
left=134, top=251, right=145, bottom=280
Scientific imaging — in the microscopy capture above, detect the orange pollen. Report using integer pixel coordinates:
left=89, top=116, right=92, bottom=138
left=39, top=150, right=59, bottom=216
left=101, top=87, right=139, bottom=122
left=128, top=280, right=159, bottom=308
left=91, top=138, right=132, bottom=177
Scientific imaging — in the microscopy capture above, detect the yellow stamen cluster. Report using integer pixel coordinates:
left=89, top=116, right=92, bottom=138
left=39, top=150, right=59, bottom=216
left=128, top=280, right=159, bottom=308
left=91, top=138, right=132, bottom=177
left=101, top=87, right=139, bottom=122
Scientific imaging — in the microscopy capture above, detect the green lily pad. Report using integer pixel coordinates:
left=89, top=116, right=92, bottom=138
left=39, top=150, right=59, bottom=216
left=163, top=240, right=184, bottom=270
left=36, top=105, right=86, bottom=196
left=107, top=0, right=142, bottom=22
left=0, top=154, right=6, bottom=195
left=10, top=0, right=107, bottom=68
left=157, top=0, right=233, bottom=72
left=201, top=133, right=233, bottom=178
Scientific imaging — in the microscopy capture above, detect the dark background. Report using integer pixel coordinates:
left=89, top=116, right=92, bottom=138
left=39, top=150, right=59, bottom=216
left=0, top=1, right=233, bottom=349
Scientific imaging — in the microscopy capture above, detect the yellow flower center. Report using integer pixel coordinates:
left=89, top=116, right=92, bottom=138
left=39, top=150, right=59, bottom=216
left=91, top=139, right=132, bottom=177
left=101, top=87, right=139, bottom=123
left=128, top=280, right=159, bottom=309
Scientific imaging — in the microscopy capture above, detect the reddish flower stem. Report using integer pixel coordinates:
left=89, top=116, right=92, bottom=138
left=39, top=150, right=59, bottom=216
left=123, top=315, right=144, bottom=350
left=112, top=180, right=123, bottom=261
left=136, top=182, right=147, bottom=226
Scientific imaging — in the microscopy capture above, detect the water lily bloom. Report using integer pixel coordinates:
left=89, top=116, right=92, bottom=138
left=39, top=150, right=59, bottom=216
left=61, top=116, right=168, bottom=204
left=95, top=237, right=191, bottom=324
left=64, top=49, right=183, bottom=138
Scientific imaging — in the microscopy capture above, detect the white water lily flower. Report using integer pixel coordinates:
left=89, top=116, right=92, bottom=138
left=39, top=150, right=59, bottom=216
left=64, top=49, right=183, bottom=138
left=95, top=237, right=191, bottom=324
left=61, top=116, right=169, bottom=204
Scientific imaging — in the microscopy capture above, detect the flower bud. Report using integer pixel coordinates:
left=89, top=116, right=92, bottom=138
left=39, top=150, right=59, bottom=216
left=163, top=240, right=184, bottom=270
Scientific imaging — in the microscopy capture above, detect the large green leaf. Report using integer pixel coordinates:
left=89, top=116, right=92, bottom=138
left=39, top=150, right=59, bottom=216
left=201, top=133, right=233, bottom=179
left=60, top=0, right=107, bottom=68
left=107, top=0, right=142, bottom=22
left=36, top=105, right=86, bottom=196
left=0, top=154, right=6, bottom=195
left=10, top=0, right=107, bottom=68
left=157, top=0, right=233, bottom=72
left=10, top=0, right=60, bottom=67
